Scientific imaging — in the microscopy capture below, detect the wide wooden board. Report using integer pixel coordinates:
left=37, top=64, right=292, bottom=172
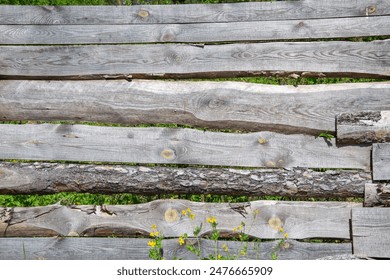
left=372, top=143, right=390, bottom=180
left=1, top=1, right=388, bottom=25
left=2, top=16, right=390, bottom=44
left=0, top=124, right=371, bottom=170
left=2, top=80, right=390, bottom=135
left=0, top=200, right=360, bottom=239
left=0, top=162, right=371, bottom=197
left=352, top=208, right=390, bottom=258
left=1, top=41, right=389, bottom=78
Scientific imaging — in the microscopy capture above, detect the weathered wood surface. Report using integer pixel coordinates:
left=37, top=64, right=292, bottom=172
left=1, top=1, right=388, bottom=25
left=0, top=200, right=359, bottom=239
left=337, top=111, right=390, bottom=145
left=2, top=80, right=390, bottom=135
left=0, top=237, right=352, bottom=260
left=364, top=183, right=390, bottom=207
left=0, top=124, right=371, bottom=170
left=1, top=41, right=389, bottom=79
left=0, top=162, right=371, bottom=197
left=372, top=143, right=390, bottom=180
left=2, top=16, right=390, bottom=45
left=352, top=208, right=390, bottom=258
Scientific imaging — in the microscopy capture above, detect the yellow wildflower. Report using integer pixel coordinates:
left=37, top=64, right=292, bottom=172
left=178, top=236, right=185, bottom=246
left=181, top=209, right=187, bottom=216
left=207, top=216, right=217, bottom=224
left=217, top=254, right=222, bottom=260
left=233, top=227, right=237, bottom=232
left=240, top=250, right=246, bottom=256
left=150, top=231, right=159, bottom=238
left=284, top=233, right=289, bottom=239
left=279, top=227, right=284, bottom=233
left=222, top=244, right=229, bottom=252
left=189, top=213, right=195, bottom=220
left=147, top=240, right=156, bottom=248
left=186, top=208, right=192, bottom=213
left=151, top=224, right=157, bottom=230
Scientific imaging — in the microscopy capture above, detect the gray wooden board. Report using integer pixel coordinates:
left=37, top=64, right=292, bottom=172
left=337, top=111, right=390, bottom=145
left=1, top=80, right=390, bottom=135
left=373, top=143, right=390, bottom=180
left=0, top=237, right=352, bottom=260
left=1, top=0, right=389, bottom=25
left=0, top=200, right=360, bottom=239
left=2, top=16, right=390, bottom=45
left=352, top=208, right=390, bottom=258
left=0, top=124, right=371, bottom=170
left=0, top=162, right=371, bottom=197
left=1, top=41, right=389, bottom=78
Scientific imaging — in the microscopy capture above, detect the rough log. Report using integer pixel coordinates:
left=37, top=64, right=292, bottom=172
left=337, top=111, right=390, bottom=145
left=0, top=162, right=371, bottom=197
left=0, top=200, right=359, bottom=239
left=364, top=183, right=390, bottom=207
left=372, top=143, right=390, bottom=180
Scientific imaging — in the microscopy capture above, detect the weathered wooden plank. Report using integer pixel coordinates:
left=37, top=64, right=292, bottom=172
left=0, top=162, right=371, bottom=197
left=352, top=208, right=390, bottom=258
left=0, top=237, right=150, bottom=260
left=0, top=124, right=371, bottom=170
left=163, top=239, right=353, bottom=260
left=1, top=1, right=389, bottom=25
left=0, top=237, right=352, bottom=260
left=373, top=143, right=390, bottom=180
left=337, top=111, right=390, bottom=145
left=364, top=183, right=390, bottom=207
left=2, top=16, right=390, bottom=45
left=2, top=81, right=390, bottom=135
left=1, top=41, right=389, bottom=79
left=0, top=200, right=360, bottom=239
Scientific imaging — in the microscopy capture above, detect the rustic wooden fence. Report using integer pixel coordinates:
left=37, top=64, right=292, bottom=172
left=0, top=0, right=389, bottom=260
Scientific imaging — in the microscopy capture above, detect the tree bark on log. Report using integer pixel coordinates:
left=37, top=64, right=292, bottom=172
left=364, top=183, right=390, bottom=207
left=0, top=162, right=370, bottom=197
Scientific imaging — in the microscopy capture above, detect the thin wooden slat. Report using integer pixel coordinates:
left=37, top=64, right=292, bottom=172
left=373, top=143, right=390, bottom=180
left=0, top=237, right=352, bottom=260
left=2, top=80, right=390, bottom=135
left=0, top=124, right=371, bottom=170
left=364, top=183, right=390, bottom=207
left=2, top=16, right=390, bottom=45
left=352, top=208, right=390, bottom=258
left=1, top=1, right=389, bottom=25
left=0, top=200, right=360, bottom=239
left=337, top=111, right=390, bottom=145
left=0, top=162, right=371, bottom=197
left=0, top=41, right=389, bottom=79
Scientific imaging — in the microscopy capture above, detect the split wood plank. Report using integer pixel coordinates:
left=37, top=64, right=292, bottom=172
left=0, top=162, right=371, bottom=197
left=1, top=41, right=389, bottom=79
left=352, top=208, right=390, bottom=258
left=337, top=111, right=390, bottom=145
left=2, top=16, right=390, bottom=45
left=0, top=200, right=360, bottom=239
left=1, top=80, right=390, bottom=135
left=1, top=0, right=388, bottom=25
left=0, top=124, right=371, bottom=170
left=372, top=143, right=390, bottom=180
left=0, top=237, right=352, bottom=260
left=364, top=183, right=390, bottom=207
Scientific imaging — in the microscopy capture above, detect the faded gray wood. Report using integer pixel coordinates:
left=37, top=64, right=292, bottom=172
left=337, top=111, right=390, bottom=145
left=0, top=124, right=371, bottom=170
left=0, top=237, right=150, bottom=260
left=1, top=41, right=389, bottom=79
left=364, top=183, right=390, bottom=207
left=0, top=162, right=371, bottom=197
left=163, top=238, right=353, bottom=260
left=2, top=80, right=390, bottom=135
left=0, top=200, right=360, bottom=239
left=1, top=1, right=388, bottom=25
left=0, top=237, right=352, bottom=260
left=352, top=208, right=390, bottom=258
left=373, top=143, right=390, bottom=180
left=2, top=16, right=390, bottom=45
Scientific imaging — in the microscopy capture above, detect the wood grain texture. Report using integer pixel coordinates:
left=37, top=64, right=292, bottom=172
left=1, top=41, right=389, bottom=79
left=0, top=237, right=352, bottom=260
left=2, top=80, right=390, bottom=135
left=352, top=208, right=390, bottom=258
left=0, top=124, right=371, bottom=170
left=372, top=143, right=390, bottom=180
left=337, top=111, right=390, bottom=145
left=0, top=162, right=371, bottom=197
left=364, top=183, right=390, bottom=207
left=2, top=16, right=390, bottom=45
left=0, top=200, right=360, bottom=239
left=1, top=1, right=389, bottom=25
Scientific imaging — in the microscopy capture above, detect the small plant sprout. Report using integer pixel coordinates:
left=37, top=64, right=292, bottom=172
left=317, top=131, right=335, bottom=140
left=148, top=224, right=164, bottom=260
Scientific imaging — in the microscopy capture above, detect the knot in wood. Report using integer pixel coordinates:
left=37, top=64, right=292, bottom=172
left=268, top=217, right=283, bottom=231
left=161, top=148, right=176, bottom=160
left=161, top=31, right=175, bottom=42
left=258, top=137, right=268, bottom=145
left=138, top=9, right=149, bottom=19
left=297, top=21, right=305, bottom=28
left=164, top=208, right=179, bottom=222
left=367, top=5, right=376, bottom=14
